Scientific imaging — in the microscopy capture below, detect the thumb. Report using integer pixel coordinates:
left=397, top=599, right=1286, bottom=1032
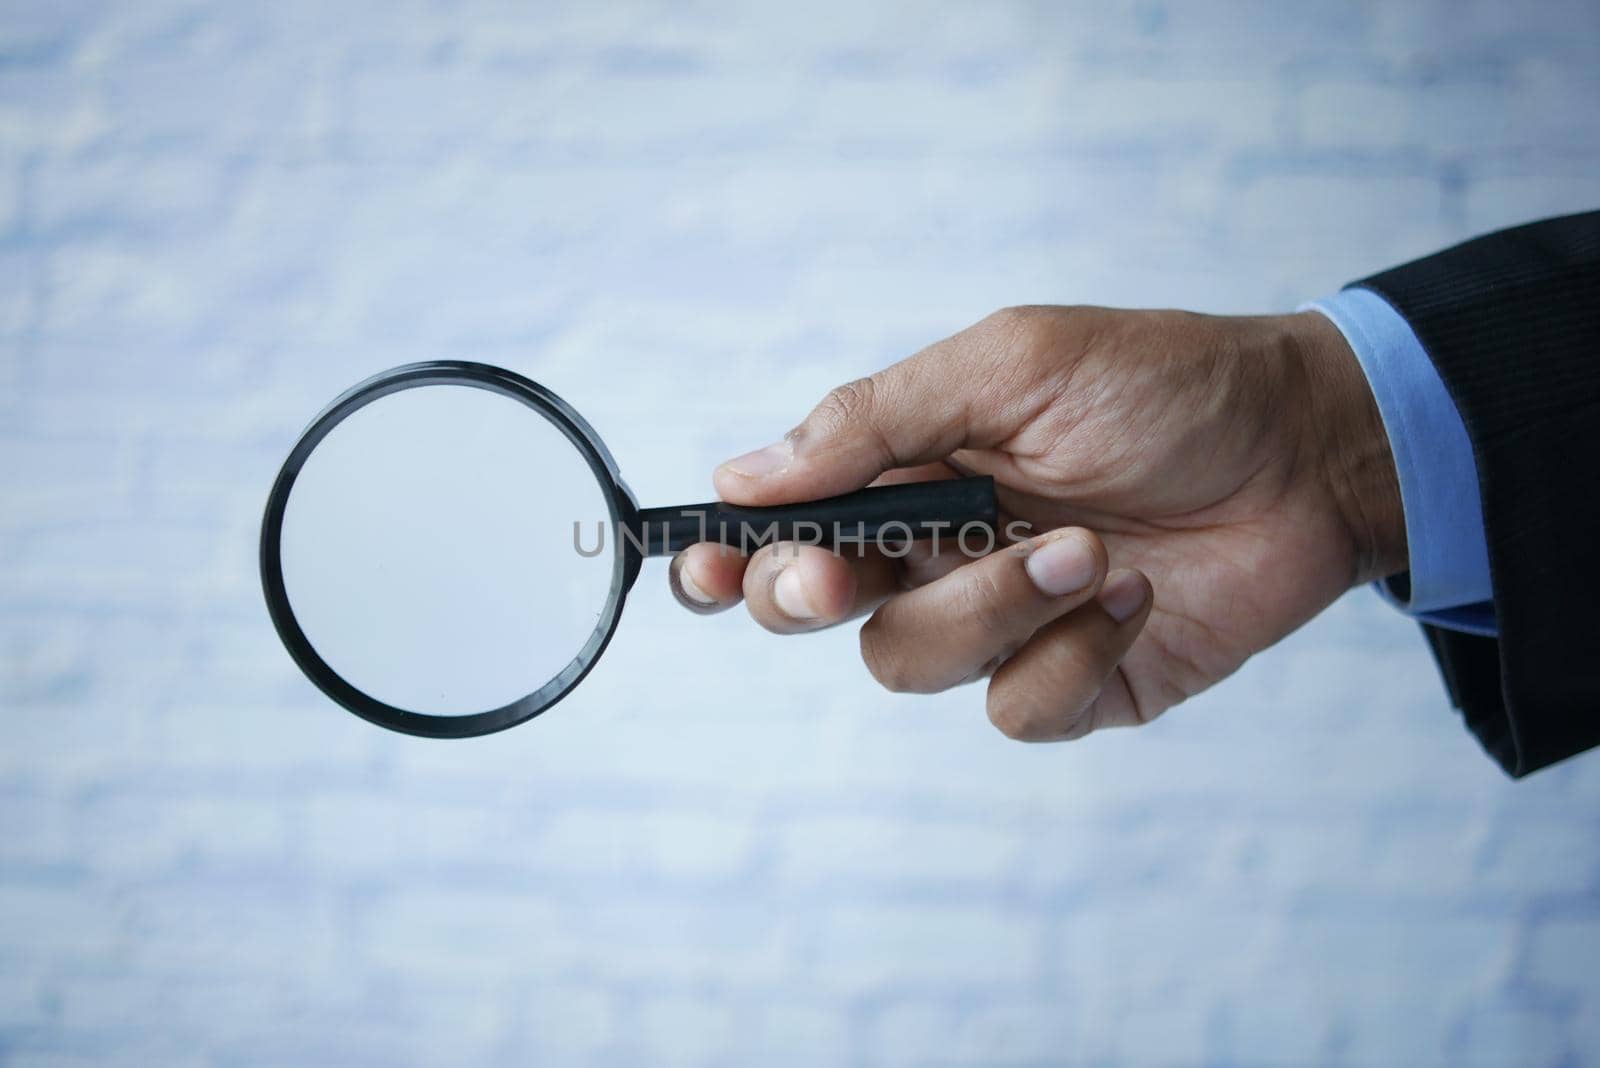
left=714, top=349, right=984, bottom=506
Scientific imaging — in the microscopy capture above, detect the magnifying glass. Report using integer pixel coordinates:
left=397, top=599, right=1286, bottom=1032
left=260, top=360, right=998, bottom=739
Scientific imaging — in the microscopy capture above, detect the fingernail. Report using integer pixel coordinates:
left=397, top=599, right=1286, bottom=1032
left=773, top=565, right=815, bottom=620
left=722, top=439, right=793, bottom=478
left=669, top=558, right=722, bottom=615
left=1024, top=533, right=1098, bottom=597
left=675, top=562, right=716, bottom=607
left=1098, top=569, right=1148, bottom=623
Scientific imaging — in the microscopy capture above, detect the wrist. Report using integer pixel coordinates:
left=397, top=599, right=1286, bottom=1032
left=1279, top=309, right=1409, bottom=585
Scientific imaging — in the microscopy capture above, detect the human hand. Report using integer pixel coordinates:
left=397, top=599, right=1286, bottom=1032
left=669, top=306, right=1404, bottom=741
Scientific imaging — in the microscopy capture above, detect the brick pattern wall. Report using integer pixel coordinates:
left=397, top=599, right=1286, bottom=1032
left=2, top=1, right=1599, bottom=1065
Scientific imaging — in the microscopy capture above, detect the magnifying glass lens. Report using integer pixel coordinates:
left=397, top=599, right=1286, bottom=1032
left=278, top=384, right=616, bottom=717
left=265, top=361, right=998, bottom=737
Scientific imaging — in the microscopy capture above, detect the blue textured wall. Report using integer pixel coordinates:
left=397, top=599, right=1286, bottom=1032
left=3, top=2, right=1599, bottom=1065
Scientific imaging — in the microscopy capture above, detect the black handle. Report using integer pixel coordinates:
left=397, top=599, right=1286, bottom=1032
left=631, top=475, right=998, bottom=557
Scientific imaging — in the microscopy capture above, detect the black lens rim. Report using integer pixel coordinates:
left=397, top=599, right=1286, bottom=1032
left=260, top=360, right=635, bottom=739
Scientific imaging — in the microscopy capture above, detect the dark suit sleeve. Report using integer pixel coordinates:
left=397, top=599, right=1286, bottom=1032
left=1355, top=210, right=1600, bottom=777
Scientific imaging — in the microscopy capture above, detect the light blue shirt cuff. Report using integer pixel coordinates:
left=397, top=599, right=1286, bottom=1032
left=1306, top=287, right=1498, bottom=638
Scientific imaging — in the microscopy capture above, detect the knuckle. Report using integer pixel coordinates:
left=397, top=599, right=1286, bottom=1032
left=986, top=304, right=1038, bottom=328
left=980, top=304, right=1086, bottom=364
left=985, top=305, right=1050, bottom=345
left=960, top=569, right=1015, bottom=634
left=810, top=377, right=878, bottom=437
